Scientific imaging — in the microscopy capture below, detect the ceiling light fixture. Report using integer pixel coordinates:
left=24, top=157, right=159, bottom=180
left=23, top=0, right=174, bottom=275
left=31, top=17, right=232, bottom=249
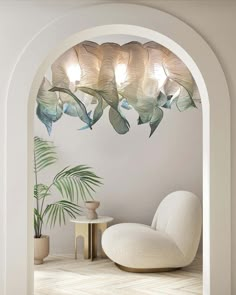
left=36, top=41, right=200, bottom=137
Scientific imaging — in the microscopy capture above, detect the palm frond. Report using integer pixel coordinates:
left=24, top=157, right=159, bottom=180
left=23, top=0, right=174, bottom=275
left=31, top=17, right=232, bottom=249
left=43, top=200, right=82, bottom=227
left=34, top=136, right=57, bottom=173
left=34, top=184, right=50, bottom=200
left=53, top=165, right=103, bottom=202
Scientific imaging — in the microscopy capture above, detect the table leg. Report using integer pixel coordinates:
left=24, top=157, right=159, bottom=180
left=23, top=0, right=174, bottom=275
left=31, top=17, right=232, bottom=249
left=90, top=224, right=93, bottom=261
left=93, top=224, right=98, bottom=260
left=75, top=223, right=90, bottom=259
left=97, top=223, right=108, bottom=258
left=75, top=234, right=77, bottom=260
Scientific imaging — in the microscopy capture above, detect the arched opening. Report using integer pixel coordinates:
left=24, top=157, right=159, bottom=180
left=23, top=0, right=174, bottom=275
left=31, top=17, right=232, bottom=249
left=3, top=4, right=230, bottom=295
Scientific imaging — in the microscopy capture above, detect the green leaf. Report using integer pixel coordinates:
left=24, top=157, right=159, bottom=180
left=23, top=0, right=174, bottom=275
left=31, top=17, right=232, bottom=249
left=34, top=136, right=57, bottom=173
left=43, top=200, right=82, bottom=227
left=53, top=165, right=103, bottom=202
left=34, top=184, right=50, bottom=200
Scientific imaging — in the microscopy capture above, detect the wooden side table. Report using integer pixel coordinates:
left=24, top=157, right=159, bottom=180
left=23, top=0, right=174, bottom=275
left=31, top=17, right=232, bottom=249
left=70, top=216, right=113, bottom=261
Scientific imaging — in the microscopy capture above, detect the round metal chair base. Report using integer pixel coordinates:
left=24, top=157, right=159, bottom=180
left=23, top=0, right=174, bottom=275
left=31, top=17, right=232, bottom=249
left=115, top=263, right=181, bottom=273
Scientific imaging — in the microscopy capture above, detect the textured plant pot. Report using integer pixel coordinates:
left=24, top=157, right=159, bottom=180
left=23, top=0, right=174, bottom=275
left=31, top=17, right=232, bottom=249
left=34, top=235, right=49, bottom=265
left=85, top=201, right=100, bottom=219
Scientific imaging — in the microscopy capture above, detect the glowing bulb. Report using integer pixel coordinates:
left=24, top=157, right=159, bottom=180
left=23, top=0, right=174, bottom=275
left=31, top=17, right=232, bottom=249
left=67, top=64, right=81, bottom=83
left=154, top=63, right=167, bottom=88
left=115, top=64, right=127, bottom=85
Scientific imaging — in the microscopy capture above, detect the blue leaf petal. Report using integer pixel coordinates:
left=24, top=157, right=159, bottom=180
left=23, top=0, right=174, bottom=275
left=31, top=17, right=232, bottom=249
left=121, top=99, right=132, bottom=110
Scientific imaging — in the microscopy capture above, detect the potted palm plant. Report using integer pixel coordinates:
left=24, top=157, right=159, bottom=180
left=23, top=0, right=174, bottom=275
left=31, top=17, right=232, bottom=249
left=34, top=136, right=102, bottom=264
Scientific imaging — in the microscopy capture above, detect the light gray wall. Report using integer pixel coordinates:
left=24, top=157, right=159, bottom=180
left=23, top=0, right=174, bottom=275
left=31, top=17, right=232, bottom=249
left=0, top=0, right=235, bottom=291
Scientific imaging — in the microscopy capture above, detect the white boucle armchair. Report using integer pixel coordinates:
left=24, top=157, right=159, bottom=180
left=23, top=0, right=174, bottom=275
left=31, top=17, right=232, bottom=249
left=102, top=191, right=202, bottom=272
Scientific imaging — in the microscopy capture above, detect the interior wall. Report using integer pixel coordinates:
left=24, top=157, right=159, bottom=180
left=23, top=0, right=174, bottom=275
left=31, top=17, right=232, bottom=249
left=0, top=0, right=235, bottom=292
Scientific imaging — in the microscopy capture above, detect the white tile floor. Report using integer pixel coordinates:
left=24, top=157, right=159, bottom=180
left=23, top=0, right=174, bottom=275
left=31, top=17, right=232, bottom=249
left=34, top=254, right=202, bottom=295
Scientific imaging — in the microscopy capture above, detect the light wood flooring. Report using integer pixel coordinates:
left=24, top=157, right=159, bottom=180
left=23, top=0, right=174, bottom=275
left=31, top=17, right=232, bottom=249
left=34, top=254, right=202, bottom=295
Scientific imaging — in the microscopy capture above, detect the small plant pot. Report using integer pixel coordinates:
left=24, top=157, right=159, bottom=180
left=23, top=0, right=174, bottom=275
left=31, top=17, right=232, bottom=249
left=85, top=201, right=100, bottom=220
left=34, top=235, right=49, bottom=265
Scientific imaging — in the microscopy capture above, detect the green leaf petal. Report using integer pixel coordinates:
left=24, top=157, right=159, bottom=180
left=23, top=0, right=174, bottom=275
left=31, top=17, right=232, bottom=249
left=176, top=86, right=196, bottom=112
left=149, top=107, right=163, bottom=137
left=156, top=91, right=168, bottom=107
left=36, top=77, right=63, bottom=134
left=78, top=86, right=108, bottom=125
left=49, top=87, right=92, bottom=128
left=109, top=107, right=130, bottom=135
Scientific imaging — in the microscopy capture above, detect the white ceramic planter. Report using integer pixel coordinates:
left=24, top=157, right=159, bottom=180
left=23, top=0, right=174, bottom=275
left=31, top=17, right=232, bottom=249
left=34, top=235, right=49, bottom=265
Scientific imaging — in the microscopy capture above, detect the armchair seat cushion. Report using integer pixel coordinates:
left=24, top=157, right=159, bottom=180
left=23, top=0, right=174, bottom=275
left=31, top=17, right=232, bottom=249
left=102, top=223, right=185, bottom=269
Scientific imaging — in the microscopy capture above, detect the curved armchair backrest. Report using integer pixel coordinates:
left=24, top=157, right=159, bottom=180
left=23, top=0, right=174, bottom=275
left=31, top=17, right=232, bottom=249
left=151, top=191, right=202, bottom=262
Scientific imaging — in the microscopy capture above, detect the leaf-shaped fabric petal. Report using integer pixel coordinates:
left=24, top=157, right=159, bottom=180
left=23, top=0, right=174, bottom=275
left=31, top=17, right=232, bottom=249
left=120, top=42, right=148, bottom=102
left=96, top=43, right=121, bottom=109
left=74, top=41, right=101, bottom=88
left=162, top=96, right=175, bottom=109
left=149, top=107, right=163, bottom=137
left=176, top=86, right=196, bottom=111
left=36, top=105, right=53, bottom=135
left=136, top=103, right=154, bottom=125
left=61, top=91, right=91, bottom=117
left=51, top=48, right=79, bottom=91
left=121, top=99, right=132, bottom=110
left=36, top=77, right=63, bottom=134
left=144, top=42, right=168, bottom=95
left=156, top=91, right=168, bottom=107
left=109, top=107, right=130, bottom=135
left=78, top=86, right=108, bottom=125
left=161, top=79, right=180, bottom=109
left=145, top=42, right=196, bottom=109
left=192, top=81, right=201, bottom=104
left=119, top=42, right=159, bottom=126
left=49, top=87, right=92, bottom=128
left=162, top=48, right=195, bottom=100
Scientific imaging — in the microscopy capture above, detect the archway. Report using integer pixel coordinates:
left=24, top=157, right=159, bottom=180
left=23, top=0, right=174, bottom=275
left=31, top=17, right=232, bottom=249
left=2, top=4, right=231, bottom=295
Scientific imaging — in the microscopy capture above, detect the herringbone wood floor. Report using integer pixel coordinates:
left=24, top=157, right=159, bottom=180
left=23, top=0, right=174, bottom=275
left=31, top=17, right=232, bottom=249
left=34, top=254, right=202, bottom=295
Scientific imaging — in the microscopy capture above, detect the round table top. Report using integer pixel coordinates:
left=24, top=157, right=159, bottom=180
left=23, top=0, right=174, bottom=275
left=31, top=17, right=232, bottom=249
left=70, top=216, right=114, bottom=224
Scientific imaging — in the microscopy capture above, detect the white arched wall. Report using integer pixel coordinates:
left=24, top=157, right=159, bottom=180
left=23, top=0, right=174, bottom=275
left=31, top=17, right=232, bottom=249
left=2, top=4, right=230, bottom=295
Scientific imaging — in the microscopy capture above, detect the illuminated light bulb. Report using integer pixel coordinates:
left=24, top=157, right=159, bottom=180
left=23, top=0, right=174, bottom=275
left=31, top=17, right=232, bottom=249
left=115, top=64, right=127, bottom=85
left=154, top=63, right=167, bottom=88
left=67, top=64, right=81, bottom=83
